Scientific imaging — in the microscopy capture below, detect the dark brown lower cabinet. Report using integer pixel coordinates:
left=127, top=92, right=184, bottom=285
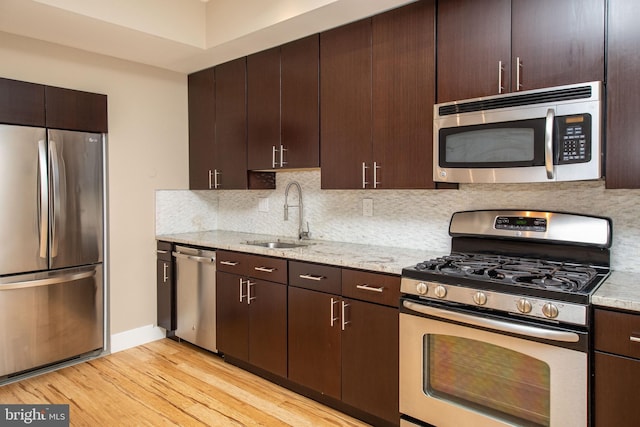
left=288, top=268, right=400, bottom=426
left=341, top=299, right=399, bottom=424
left=288, top=286, right=342, bottom=399
left=156, top=241, right=175, bottom=331
left=594, top=351, right=640, bottom=426
left=594, top=308, right=640, bottom=426
left=216, top=271, right=287, bottom=377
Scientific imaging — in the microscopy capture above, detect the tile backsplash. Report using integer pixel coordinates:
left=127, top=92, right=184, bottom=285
left=156, top=169, right=640, bottom=273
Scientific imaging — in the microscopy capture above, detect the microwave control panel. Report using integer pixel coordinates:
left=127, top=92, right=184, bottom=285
left=557, top=114, right=591, bottom=164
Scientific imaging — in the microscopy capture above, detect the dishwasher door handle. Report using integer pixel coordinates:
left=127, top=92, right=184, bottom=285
left=172, top=251, right=215, bottom=263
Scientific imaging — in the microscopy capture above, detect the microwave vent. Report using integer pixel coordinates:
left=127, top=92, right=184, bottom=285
left=438, top=85, right=593, bottom=116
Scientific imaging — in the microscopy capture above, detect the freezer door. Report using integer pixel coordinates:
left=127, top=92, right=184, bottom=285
left=0, top=125, right=49, bottom=276
left=0, top=264, right=104, bottom=377
left=48, top=129, right=104, bottom=269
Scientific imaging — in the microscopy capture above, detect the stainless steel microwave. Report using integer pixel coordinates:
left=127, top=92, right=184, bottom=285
left=433, top=81, right=603, bottom=184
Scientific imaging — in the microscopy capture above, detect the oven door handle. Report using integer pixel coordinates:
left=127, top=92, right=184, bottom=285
left=403, top=300, right=580, bottom=343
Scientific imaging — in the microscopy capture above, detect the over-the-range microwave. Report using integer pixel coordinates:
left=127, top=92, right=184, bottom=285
left=433, top=81, right=603, bottom=184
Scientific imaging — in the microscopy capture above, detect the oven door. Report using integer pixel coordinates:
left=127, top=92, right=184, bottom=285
left=400, top=299, right=588, bottom=427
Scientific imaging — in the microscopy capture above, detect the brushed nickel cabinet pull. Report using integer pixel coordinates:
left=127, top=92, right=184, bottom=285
left=362, top=162, right=369, bottom=189
left=254, top=266, right=276, bottom=273
left=498, top=60, right=505, bottom=94
left=630, top=336, right=640, bottom=343
left=330, top=297, right=339, bottom=327
left=341, top=301, right=350, bottom=331
left=356, top=284, right=384, bottom=293
left=220, top=260, right=239, bottom=266
left=299, top=274, right=325, bottom=281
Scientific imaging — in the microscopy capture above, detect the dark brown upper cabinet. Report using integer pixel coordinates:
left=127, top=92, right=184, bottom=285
left=0, top=77, right=45, bottom=127
left=605, top=0, right=640, bottom=189
left=214, top=58, right=249, bottom=190
left=436, top=0, right=605, bottom=103
left=1, top=78, right=106, bottom=132
left=188, top=67, right=216, bottom=190
left=321, top=1, right=436, bottom=189
left=45, top=86, right=108, bottom=132
left=247, top=35, right=319, bottom=171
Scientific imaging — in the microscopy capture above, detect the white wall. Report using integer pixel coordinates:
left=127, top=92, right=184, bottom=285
left=0, top=32, right=189, bottom=338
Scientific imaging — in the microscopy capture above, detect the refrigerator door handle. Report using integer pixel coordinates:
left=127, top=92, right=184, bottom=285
left=0, top=270, right=95, bottom=291
left=49, top=139, right=62, bottom=258
left=38, top=139, right=48, bottom=259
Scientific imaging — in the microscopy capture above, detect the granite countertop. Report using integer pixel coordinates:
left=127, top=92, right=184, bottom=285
left=157, top=230, right=640, bottom=313
left=156, top=230, right=441, bottom=275
left=592, top=270, right=640, bottom=313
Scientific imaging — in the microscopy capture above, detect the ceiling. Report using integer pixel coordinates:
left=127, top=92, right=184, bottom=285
left=0, top=0, right=415, bottom=74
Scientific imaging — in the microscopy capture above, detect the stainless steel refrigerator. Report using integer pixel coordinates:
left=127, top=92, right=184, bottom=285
left=0, top=124, right=105, bottom=379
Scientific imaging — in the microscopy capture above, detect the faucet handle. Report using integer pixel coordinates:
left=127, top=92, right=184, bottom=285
left=300, top=222, right=311, bottom=240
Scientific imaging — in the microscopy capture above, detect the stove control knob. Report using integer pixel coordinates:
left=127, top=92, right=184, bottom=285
left=473, top=291, right=487, bottom=306
left=516, top=298, right=532, bottom=314
left=416, top=282, right=428, bottom=295
left=542, top=303, right=559, bottom=319
left=434, top=285, right=447, bottom=299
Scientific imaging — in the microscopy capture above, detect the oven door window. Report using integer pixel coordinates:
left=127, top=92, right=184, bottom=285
left=425, top=334, right=550, bottom=427
left=439, top=119, right=546, bottom=168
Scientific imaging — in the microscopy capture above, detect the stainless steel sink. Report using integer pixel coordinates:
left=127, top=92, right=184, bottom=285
left=245, top=240, right=308, bottom=249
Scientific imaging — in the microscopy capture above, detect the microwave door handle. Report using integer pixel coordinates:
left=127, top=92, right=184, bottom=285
left=545, top=108, right=555, bottom=179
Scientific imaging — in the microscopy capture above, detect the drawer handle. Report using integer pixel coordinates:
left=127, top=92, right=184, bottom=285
left=299, top=274, right=325, bottom=281
left=630, top=336, right=640, bottom=343
left=254, top=266, right=276, bottom=273
left=220, top=261, right=239, bottom=266
left=356, top=284, right=384, bottom=293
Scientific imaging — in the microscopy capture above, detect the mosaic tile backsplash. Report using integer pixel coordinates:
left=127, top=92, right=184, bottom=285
left=156, top=169, right=640, bottom=273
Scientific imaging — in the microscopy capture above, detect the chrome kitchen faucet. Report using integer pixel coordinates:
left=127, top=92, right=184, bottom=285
left=284, top=181, right=310, bottom=240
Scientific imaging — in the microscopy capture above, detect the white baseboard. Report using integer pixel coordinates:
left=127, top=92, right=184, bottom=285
left=110, top=324, right=166, bottom=353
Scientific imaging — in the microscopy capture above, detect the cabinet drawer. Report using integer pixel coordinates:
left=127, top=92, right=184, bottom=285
left=595, top=308, right=640, bottom=359
left=245, top=254, right=287, bottom=284
left=289, top=261, right=341, bottom=294
left=156, top=241, right=173, bottom=261
left=342, top=269, right=400, bottom=307
left=216, top=250, right=251, bottom=276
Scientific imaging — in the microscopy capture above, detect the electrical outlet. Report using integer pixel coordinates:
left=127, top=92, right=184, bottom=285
left=258, top=198, right=269, bottom=212
left=363, top=198, right=373, bottom=217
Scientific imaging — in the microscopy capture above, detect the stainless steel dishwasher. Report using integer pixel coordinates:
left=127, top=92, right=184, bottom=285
left=172, top=245, right=217, bottom=352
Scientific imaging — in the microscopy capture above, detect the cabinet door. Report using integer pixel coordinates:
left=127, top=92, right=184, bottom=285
left=594, top=352, right=640, bottom=426
left=156, top=258, right=175, bottom=331
left=216, top=271, right=249, bottom=361
left=247, top=47, right=281, bottom=171
left=320, top=18, right=373, bottom=189
left=45, top=86, right=108, bottom=132
left=248, top=279, right=287, bottom=377
left=342, top=299, right=399, bottom=425
left=281, top=35, right=320, bottom=169
left=0, top=78, right=45, bottom=126
left=511, top=0, right=604, bottom=92
left=606, top=0, right=640, bottom=189
left=288, top=286, right=341, bottom=399
left=436, top=0, right=511, bottom=103
left=215, top=58, right=248, bottom=189
left=188, top=67, right=216, bottom=190
left=372, top=0, right=436, bottom=189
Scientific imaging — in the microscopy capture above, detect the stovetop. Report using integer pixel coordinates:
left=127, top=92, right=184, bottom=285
left=402, top=252, right=609, bottom=304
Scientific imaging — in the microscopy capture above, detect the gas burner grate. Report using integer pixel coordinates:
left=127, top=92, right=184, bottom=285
left=415, top=252, right=598, bottom=292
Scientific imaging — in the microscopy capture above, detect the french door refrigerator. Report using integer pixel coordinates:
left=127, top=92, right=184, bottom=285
left=0, top=124, right=105, bottom=379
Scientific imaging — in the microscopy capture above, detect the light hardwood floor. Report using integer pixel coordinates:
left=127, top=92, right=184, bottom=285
left=0, top=339, right=371, bottom=426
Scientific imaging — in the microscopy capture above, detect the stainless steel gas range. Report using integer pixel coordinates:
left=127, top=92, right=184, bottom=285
left=399, top=210, right=611, bottom=427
